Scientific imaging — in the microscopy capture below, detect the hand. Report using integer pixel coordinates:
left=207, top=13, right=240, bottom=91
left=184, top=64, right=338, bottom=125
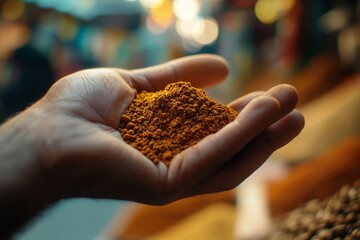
left=39, top=54, right=303, bottom=204
left=0, top=54, right=304, bottom=235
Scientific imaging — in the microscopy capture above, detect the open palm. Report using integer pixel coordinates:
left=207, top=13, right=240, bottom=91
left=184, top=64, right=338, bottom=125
left=37, top=55, right=304, bottom=205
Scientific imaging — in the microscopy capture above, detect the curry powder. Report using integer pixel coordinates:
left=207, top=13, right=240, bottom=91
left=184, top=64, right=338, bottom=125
left=119, top=81, right=238, bottom=165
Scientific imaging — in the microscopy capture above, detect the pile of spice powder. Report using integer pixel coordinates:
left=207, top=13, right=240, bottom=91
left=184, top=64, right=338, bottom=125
left=270, top=180, right=360, bottom=240
left=119, top=81, right=238, bottom=165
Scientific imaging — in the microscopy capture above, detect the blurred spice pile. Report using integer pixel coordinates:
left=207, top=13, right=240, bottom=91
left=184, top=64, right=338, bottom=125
left=270, top=180, right=360, bottom=240
left=119, top=81, right=237, bottom=165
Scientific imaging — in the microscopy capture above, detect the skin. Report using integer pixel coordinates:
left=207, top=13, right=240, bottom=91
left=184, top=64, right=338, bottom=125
left=0, top=54, right=304, bottom=238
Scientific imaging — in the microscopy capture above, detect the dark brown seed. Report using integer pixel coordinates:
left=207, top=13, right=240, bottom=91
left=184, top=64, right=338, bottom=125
left=331, top=224, right=347, bottom=238
left=317, top=229, right=331, bottom=239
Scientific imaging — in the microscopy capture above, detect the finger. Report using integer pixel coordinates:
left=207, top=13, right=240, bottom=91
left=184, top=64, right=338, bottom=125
left=228, top=84, right=298, bottom=118
left=264, top=84, right=298, bottom=122
left=128, top=54, right=229, bottom=91
left=185, top=109, right=305, bottom=196
left=167, top=96, right=280, bottom=190
left=228, top=91, right=264, bottom=112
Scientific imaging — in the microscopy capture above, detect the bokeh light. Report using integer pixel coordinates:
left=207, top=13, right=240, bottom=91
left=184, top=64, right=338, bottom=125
left=193, top=18, right=219, bottom=45
left=146, top=15, right=168, bottom=34
left=149, top=0, right=173, bottom=28
left=175, top=17, right=202, bottom=39
left=173, top=0, right=201, bottom=21
left=175, top=17, right=219, bottom=46
left=255, top=0, right=295, bottom=24
left=255, top=0, right=279, bottom=24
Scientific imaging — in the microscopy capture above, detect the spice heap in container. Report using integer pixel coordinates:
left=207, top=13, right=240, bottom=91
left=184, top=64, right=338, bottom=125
left=270, top=180, right=360, bottom=239
left=119, top=81, right=237, bottom=165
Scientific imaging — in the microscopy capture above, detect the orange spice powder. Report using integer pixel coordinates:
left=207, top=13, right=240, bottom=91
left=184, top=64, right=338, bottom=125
left=119, top=81, right=238, bottom=165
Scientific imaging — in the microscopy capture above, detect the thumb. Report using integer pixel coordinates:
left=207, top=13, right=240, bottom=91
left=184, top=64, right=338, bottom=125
left=128, top=54, right=229, bottom=91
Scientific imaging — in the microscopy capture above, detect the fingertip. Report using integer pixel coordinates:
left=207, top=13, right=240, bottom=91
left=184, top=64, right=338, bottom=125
left=129, top=54, right=230, bottom=91
left=266, top=84, right=298, bottom=105
left=264, top=84, right=299, bottom=118
left=203, top=54, right=230, bottom=78
left=178, top=54, right=229, bottom=72
left=291, top=109, right=305, bottom=131
left=267, top=109, right=305, bottom=149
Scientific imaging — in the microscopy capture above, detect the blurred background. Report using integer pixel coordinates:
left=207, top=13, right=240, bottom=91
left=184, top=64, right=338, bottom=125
left=0, top=0, right=359, bottom=239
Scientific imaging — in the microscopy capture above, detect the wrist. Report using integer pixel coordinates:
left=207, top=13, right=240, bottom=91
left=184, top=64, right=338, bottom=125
left=0, top=101, right=61, bottom=237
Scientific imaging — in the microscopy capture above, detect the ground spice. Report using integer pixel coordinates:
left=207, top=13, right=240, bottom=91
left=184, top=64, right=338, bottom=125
left=119, top=81, right=238, bottom=165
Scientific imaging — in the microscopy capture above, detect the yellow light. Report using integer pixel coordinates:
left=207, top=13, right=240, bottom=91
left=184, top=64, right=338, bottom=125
left=173, top=0, right=201, bottom=21
left=149, top=0, right=173, bottom=27
left=255, top=0, right=280, bottom=24
left=2, top=0, right=25, bottom=21
left=146, top=15, right=168, bottom=34
left=193, top=18, right=219, bottom=45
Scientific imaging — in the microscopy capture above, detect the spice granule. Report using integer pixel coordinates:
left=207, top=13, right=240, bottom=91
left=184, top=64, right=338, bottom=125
left=119, top=81, right=237, bottom=165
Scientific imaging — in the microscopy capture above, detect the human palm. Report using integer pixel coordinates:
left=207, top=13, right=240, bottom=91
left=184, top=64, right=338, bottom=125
left=35, top=55, right=303, bottom=205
